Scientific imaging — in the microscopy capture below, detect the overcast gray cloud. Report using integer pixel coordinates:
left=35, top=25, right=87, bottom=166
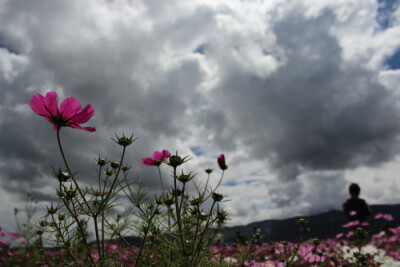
left=1, top=0, right=400, bottom=231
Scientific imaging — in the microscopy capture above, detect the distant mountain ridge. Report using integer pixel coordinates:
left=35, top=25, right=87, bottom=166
left=121, top=204, right=400, bottom=246
left=220, top=204, right=400, bottom=244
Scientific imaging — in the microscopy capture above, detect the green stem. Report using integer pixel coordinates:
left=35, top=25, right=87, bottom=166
left=101, top=146, right=126, bottom=208
left=135, top=206, right=159, bottom=267
left=157, top=166, right=165, bottom=193
left=193, top=200, right=217, bottom=266
left=173, top=167, right=185, bottom=252
left=56, top=130, right=94, bottom=215
left=93, top=215, right=103, bottom=266
left=56, top=130, right=95, bottom=266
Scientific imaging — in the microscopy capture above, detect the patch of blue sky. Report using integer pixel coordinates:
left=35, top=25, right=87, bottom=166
left=193, top=43, right=208, bottom=55
left=376, top=0, right=399, bottom=29
left=385, top=48, right=400, bottom=70
left=377, top=0, right=400, bottom=70
left=190, top=146, right=203, bottom=156
left=222, top=179, right=261, bottom=187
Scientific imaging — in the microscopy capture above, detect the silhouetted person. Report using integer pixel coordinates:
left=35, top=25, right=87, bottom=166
left=343, top=183, right=371, bottom=222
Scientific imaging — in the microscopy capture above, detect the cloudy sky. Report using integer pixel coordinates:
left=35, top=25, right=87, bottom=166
left=1, top=0, right=400, bottom=232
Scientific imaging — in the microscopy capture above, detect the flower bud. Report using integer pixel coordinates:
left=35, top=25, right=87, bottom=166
left=122, top=165, right=131, bottom=172
left=54, top=168, right=70, bottom=182
left=113, top=133, right=136, bottom=147
left=217, top=210, right=228, bottom=221
left=171, top=189, right=182, bottom=197
left=65, top=189, right=76, bottom=200
left=297, top=218, right=308, bottom=225
left=155, top=196, right=164, bottom=205
left=212, top=192, right=224, bottom=202
left=177, top=171, right=195, bottom=183
left=217, top=154, right=228, bottom=170
left=104, top=167, right=115, bottom=176
left=168, top=155, right=184, bottom=168
left=190, top=197, right=203, bottom=206
left=110, top=161, right=120, bottom=169
left=95, top=157, right=108, bottom=166
left=163, top=195, right=174, bottom=206
left=46, top=205, right=58, bottom=215
left=167, top=152, right=189, bottom=168
left=205, top=168, right=213, bottom=174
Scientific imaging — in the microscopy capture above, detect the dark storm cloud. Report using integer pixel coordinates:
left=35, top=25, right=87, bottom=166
left=205, top=9, right=400, bottom=181
left=0, top=0, right=212, bottom=205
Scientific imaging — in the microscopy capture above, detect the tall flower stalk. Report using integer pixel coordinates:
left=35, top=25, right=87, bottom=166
left=30, top=91, right=229, bottom=266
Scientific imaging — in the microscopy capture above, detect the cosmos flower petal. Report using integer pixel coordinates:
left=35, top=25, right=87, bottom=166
left=69, top=124, right=96, bottom=132
left=69, top=105, right=95, bottom=124
left=60, top=96, right=82, bottom=119
left=30, top=93, right=52, bottom=117
left=44, top=92, right=59, bottom=117
left=161, top=150, right=170, bottom=160
left=153, top=151, right=163, bottom=161
left=142, top=158, right=156, bottom=165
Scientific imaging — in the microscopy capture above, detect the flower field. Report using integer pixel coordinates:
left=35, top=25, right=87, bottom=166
left=2, top=221, right=400, bottom=266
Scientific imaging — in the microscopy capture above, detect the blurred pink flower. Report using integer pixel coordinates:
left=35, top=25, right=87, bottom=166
left=8, top=233, right=20, bottom=240
left=375, top=213, right=383, bottom=219
left=383, top=214, right=394, bottom=221
left=361, top=221, right=370, bottom=227
left=30, top=92, right=96, bottom=132
left=349, top=210, right=357, bottom=216
left=0, top=240, right=9, bottom=245
left=142, top=150, right=170, bottom=166
left=346, top=231, right=354, bottom=238
left=342, top=220, right=359, bottom=228
left=335, top=233, right=344, bottom=239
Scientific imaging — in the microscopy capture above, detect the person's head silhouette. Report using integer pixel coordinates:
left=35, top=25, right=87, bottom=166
left=349, top=183, right=360, bottom=198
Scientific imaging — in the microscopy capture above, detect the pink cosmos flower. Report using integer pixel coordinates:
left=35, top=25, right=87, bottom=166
left=346, top=231, right=354, bottom=238
left=361, top=221, right=369, bottom=227
left=342, top=220, right=359, bottom=228
left=375, top=213, right=383, bottom=219
left=335, top=233, right=344, bottom=239
left=30, top=91, right=95, bottom=132
left=142, top=150, right=170, bottom=166
left=0, top=240, right=9, bottom=245
left=383, top=214, right=394, bottom=221
left=8, top=233, right=20, bottom=240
